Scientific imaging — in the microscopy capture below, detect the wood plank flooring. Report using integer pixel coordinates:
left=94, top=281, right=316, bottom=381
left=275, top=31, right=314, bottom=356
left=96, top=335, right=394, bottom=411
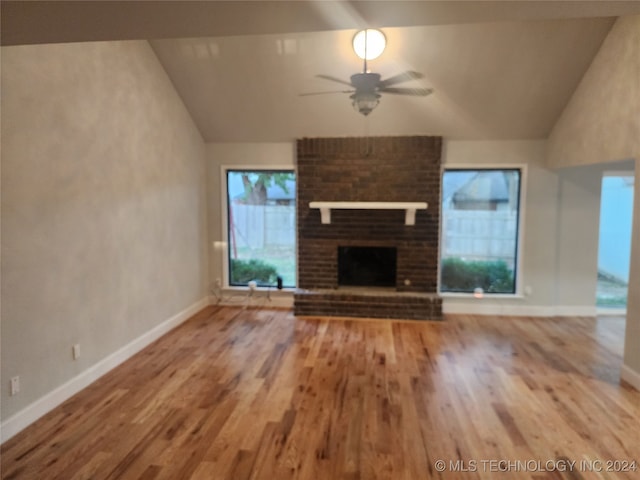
left=2, top=307, right=639, bottom=479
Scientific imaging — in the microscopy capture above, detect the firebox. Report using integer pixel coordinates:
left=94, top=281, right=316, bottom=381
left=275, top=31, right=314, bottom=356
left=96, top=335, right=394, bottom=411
left=338, top=246, right=397, bottom=287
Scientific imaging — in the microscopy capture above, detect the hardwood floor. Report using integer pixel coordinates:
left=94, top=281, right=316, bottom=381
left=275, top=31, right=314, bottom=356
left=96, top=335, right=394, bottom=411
left=2, top=306, right=639, bottom=479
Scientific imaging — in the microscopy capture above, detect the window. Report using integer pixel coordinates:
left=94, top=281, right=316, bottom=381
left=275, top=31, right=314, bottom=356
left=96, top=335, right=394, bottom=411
left=226, top=169, right=296, bottom=288
left=440, top=168, right=522, bottom=295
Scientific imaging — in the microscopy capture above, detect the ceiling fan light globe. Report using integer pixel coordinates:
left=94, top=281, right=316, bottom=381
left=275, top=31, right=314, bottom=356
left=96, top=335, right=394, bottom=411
left=353, top=29, right=386, bottom=60
left=351, top=92, right=380, bottom=116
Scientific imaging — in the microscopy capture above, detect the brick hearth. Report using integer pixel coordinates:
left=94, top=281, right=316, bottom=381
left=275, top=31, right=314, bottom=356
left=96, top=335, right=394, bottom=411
left=294, top=136, right=443, bottom=321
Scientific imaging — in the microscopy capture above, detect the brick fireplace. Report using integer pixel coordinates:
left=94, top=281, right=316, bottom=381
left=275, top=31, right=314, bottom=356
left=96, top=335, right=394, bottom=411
left=294, top=136, right=443, bottom=320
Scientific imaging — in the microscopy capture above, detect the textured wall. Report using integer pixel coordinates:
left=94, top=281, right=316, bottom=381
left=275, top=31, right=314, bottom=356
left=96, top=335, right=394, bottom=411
left=1, top=41, right=208, bottom=420
left=547, top=15, right=640, bottom=168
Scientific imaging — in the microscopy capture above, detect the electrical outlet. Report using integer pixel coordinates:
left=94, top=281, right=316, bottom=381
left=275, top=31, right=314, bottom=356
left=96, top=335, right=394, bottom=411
left=10, top=376, right=20, bottom=396
left=73, top=344, right=81, bottom=360
left=248, top=280, right=257, bottom=291
left=215, top=278, right=221, bottom=287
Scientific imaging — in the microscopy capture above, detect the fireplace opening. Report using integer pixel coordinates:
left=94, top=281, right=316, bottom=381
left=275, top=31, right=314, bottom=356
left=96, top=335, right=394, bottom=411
left=338, top=246, right=397, bottom=287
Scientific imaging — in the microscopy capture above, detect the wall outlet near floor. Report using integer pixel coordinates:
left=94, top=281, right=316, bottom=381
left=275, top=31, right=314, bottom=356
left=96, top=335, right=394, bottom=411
left=215, top=278, right=221, bottom=287
left=10, top=376, right=20, bottom=396
left=73, top=344, right=81, bottom=360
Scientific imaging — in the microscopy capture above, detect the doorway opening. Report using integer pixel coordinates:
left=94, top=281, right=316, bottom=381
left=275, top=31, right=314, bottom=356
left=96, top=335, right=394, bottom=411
left=596, top=173, right=634, bottom=309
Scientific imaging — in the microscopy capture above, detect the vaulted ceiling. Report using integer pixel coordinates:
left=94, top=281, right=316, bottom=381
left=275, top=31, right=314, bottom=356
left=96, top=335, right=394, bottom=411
left=3, top=1, right=640, bottom=142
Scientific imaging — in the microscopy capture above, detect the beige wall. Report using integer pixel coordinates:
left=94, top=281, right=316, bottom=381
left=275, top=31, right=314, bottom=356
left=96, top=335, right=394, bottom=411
left=444, top=140, right=554, bottom=310
left=1, top=41, right=208, bottom=421
left=443, top=140, right=603, bottom=315
left=547, top=14, right=639, bottom=385
left=553, top=164, right=607, bottom=307
left=206, top=143, right=295, bottom=290
left=547, top=15, right=640, bottom=168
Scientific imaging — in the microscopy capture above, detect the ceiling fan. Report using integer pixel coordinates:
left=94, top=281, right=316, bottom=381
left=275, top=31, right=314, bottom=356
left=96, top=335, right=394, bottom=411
left=301, top=29, right=433, bottom=116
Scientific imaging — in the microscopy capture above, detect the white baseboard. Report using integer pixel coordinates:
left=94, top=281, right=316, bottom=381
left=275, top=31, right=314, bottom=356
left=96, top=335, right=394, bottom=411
left=442, top=301, right=597, bottom=317
left=552, top=305, right=598, bottom=317
left=621, top=364, right=640, bottom=391
left=596, top=307, right=627, bottom=316
left=0, top=297, right=209, bottom=444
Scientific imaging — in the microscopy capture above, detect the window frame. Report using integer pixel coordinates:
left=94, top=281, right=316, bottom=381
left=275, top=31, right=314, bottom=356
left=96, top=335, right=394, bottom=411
left=438, top=164, right=527, bottom=298
left=221, top=165, right=297, bottom=290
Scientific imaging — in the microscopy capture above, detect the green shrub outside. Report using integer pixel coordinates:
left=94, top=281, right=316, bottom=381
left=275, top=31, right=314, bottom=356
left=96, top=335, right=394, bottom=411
left=230, top=258, right=278, bottom=286
left=441, top=257, right=514, bottom=293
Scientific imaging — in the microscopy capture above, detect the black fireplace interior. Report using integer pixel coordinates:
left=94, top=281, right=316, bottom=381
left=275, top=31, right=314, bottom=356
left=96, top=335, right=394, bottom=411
left=338, top=246, right=397, bottom=287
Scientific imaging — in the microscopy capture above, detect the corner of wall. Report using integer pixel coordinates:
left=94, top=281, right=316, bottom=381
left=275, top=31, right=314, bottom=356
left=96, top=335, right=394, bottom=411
left=621, top=364, right=640, bottom=392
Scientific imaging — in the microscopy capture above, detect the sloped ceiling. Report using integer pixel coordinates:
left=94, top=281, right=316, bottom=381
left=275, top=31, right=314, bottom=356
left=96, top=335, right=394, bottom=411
left=3, top=1, right=639, bottom=142
left=150, top=18, right=614, bottom=142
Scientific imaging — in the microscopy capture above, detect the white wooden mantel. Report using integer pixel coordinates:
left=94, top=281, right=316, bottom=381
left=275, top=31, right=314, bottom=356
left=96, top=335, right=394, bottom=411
left=309, top=201, right=428, bottom=226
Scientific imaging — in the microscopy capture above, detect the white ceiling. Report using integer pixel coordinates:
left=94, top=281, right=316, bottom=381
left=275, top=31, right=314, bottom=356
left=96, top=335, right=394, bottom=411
left=3, top=1, right=640, bottom=142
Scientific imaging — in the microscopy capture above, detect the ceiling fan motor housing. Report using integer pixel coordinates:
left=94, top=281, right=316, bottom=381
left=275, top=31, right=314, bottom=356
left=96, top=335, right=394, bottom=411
left=350, top=72, right=382, bottom=92
left=350, top=73, right=382, bottom=116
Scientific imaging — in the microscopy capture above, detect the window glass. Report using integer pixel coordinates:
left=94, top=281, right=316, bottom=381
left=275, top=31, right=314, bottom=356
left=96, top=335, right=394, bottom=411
left=440, top=169, right=521, bottom=294
left=226, top=170, right=296, bottom=288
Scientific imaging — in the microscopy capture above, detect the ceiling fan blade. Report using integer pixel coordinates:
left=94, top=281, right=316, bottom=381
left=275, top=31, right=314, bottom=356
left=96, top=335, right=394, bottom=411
left=378, top=71, right=424, bottom=88
left=300, top=90, right=354, bottom=96
left=379, top=87, right=433, bottom=96
left=316, top=74, right=354, bottom=87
